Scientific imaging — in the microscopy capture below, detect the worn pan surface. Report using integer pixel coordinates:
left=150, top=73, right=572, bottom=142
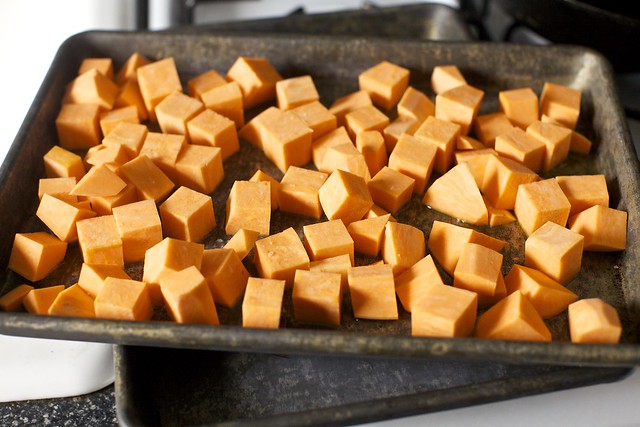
left=0, top=31, right=639, bottom=366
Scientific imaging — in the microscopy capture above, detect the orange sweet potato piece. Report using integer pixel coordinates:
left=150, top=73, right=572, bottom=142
left=423, top=162, right=488, bottom=225
left=0, top=284, right=34, bottom=311
left=412, top=284, right=477, bottom=338
left=22, top=285, right=65, bottom=315
left=568, top=298, right=621, bottom=344
left=475, top=290, right=551, bottom=342
left=242, top=277, right=286, bottom=329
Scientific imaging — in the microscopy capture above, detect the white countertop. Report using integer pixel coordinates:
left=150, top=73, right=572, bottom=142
left=1, top=1, right=638, bottom=425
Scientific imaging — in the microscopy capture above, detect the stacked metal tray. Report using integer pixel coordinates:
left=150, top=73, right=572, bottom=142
left=1, top=4, right=639, bottom=426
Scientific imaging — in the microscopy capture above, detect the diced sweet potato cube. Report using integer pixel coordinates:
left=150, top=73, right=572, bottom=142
left=155, top=91, right=205, bottom=138
left=309, top=254, right=352, bottom=294
left=525, top=221, right=584, bottom=284
left=514, top=178, right=571, bottom=236
left=38, top=177, right=78, bottom=204
left=499, top=87, right=539, bottom=129
left=454, top=148, right=498, bottom=188
left=143, top=237, right=204, bottom=304
left=119, top=155, right=175, bottom=203
left=290, top=100, right=337, bottom=141
left=175, top=144, right=224, bottom=194
left=226, top=56, right=282, bottom=109
left=8, top=232, right=67, bottom=282
left=423, top=162, right=488, bottom=225
left=303, top=220, right=354, bottom=264
left=347, top=214, right=390, bottom=258
left=473, top=112, right=513, bottom=148
left=88, top=183, right=138, bottom=216
left=481, top=154, right=539, bottom=210
left=329, top=90, right=373, bottom=127
left=201, top=248, right=250, bottom=308
left=99, top=105, right=139, bottom=137
left=388, top=133, right=437, bottom=194
left=187, top=69, right=226, bottom=100
left=276, top=75, right=319, bottom=110
left=368, top=166, right=414, bottom=215
left=116, top=52, right=151, bottom=85
left=44, top=145, right=86, bottom=180
left=139, top=131, right=187, bottom=182
left=94, top=277, right=153, bottom=321
left=242, top=277, right=285, bottom=329
left=187, top=109, right=239, bottom=161
left=568, top=205, right=627, bottom=252
left=344, top=104, right=390, bottom=140
left=160, top=266, right=219, bottom=325
left=355, top=130, right=387, bottom=177
left=570, top=130, right=592, bottom=154
left=250, top=169, right=280, bottom=210
left=78, top=263, right=131, bottom=298
left=413, top=115, right=461, bottom=174
left=358, top=60, right=410, bottom=110
left=395, top=254, right=444, bottom=313
left=539, top=82, right=581, bottom=130
left=319, top=169, right=373, bottom=225
left=102, top=122, right=148, bottom=158
left=136, top=57, right=182, bottom=122
left=293, top=270, right=342, bottom=326
left=70, top=164, right=127, bottom=197
left=36, top=193, right=97, bottom=242
left=84, top=143, right=131, bottom=169
left=397, top=86, right=434, bottom=123
left=114, top=79, right=149, bottom=121
left=254, top=227, right=310, bottom=287
left=0, top=284, right=34, bottom=311
left=55, top=103, right=102, bottom=149
left=279, top=166, right=327, bottom=219
left=383, top=115, right=420, bottom=153
left=555, top=174, right=609, bottom=216
left=484, top=196, right=517, bottom=227
left=456, top=134, right=485, bottom=150
left=568, top=298, right=621, bottom=344
left=526, top=120, right=572, bottom=172
left=494, top=126, right=546, bottom=172
left=475, top=290, right=551, bottom=341
left=321, top=142, right=371, bottom=181
left=382, top=221, right=425, bottom=276
left=79, top=58, right=114, bottom=79
left=505, top=264, right=578, bottom=318
left=431, top=65, right=466, bottom=94
left=255, top=107, right=313, bottom=173
left=22, top=285, right=65, bottom=315
left=412, top=284, right=477, bottom=338
left=454, top=242, right=504, bottom=305
left=76, top=215, right=124, bottom=267
left=201, top=81, right=244, bottom=128
left=348, top=264, right=398, bottom=320
left=48, top=284, right=95, bottom=318
left=312, top=126, right=353, bottom=172
left=226, top=180, right=271, bottom=236
left=427, top=220, right=507, bottom=276
left=63, top=69, right=119, bottom=111
left=160, top=186, right=215, bottom=243
left=112, top=199, right=163, bottom=263
left=224, top=228, right=260, bottom=260
left=435, top=84, right=484, bottom=135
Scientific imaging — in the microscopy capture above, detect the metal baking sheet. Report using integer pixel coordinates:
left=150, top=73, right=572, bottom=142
left=114, top=345, right=631, bottom=426
left=183, top=3, right=473, bottom=41
left=0, top=31, right=639, bottom=366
